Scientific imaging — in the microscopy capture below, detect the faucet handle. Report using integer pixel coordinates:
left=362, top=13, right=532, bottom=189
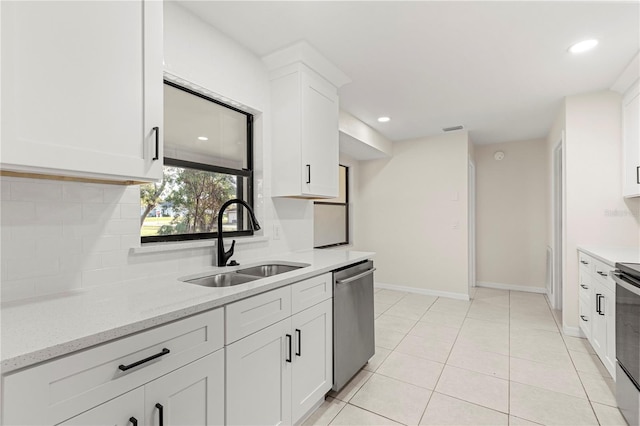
left=224, top=239, right=236, bottom=266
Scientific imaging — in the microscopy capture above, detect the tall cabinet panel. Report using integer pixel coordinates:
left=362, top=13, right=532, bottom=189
left=622, top=82, right=640, bottom=197
left=0, top=0, right=163, bottom=182
left=270, top=64, right=339, bottom=198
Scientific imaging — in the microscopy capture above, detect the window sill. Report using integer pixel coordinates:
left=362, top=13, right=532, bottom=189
left=131, top=235, right=269, bottom=255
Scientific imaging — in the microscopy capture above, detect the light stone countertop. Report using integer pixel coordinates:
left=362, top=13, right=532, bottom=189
left=1, top=249, right=374, bottom=373
left=577, top=245, right=640, bottom=266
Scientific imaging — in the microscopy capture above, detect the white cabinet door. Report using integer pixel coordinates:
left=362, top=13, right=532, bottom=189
left=226, top=318, right=293, bottom=426
left=602, top=287, right=616, bottom=379
left=300, top=73, right=339, bottom=198
left=291, top=299, right=333, bottom=423
left=591, top=281, right=607, bottom=359
left=59, top=387, right=144, bottom=426
left=145, top=350, right=224, bottom=426
left=623, top=83, right=640, bottom=197
left=0, top=0, right=163, bottom=182
left=271, top=65, right=339, bottom=198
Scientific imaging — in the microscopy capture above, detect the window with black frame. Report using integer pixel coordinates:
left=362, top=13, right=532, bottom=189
left=140, top=82, right=253, bottom=242
left=313, top=165, right=349, bottom=248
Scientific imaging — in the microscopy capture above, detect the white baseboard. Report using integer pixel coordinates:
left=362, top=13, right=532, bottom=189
left=375, top=282, right=470, bottom=301
left=562, top=324, right=585, bottom=338
left=476, top=281, right=548, bottom=294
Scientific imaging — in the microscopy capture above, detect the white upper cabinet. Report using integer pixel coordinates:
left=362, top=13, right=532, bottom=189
left=622, top=81, right=640, bottom=197
left=270, top=64, right=339, bottom=198
left=0, top=0, right=163, bottom=183
left=265, top=42, right=350, bottom=199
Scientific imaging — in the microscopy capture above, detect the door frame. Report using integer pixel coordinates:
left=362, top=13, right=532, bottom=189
left=551, top=135, right=565, bottom=311
left=468, top=159, right=477, bottom=294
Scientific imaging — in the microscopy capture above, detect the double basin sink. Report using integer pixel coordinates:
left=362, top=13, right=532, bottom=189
left=184, top=262, right=309, bottom=288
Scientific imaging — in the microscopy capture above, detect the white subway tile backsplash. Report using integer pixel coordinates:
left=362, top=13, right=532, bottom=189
left=11, top=181, right=62, bottom=202
left=7, top=256, right=59, bottom=281
left=36, top=202, right=83, bottom=223
left=82, top=267, right=122, bottom=288
left=120, top=203, right=141, bottom=219
left=121, top=234, right=142, bottom=250
left=106, top=219, right=138, bottom=236
left=1, top=201, right=36, bottom=223
left=1, top=179, right=11, bottom=200
left=82, top=203, right=120, bottom=221
left=119, top=186, right=141, bottom=204
left=12, top=223, right=63, bottom=240
left=1, top=174, right=301, bottom=302
left=34, top=272, right=82, bottom=296
left=101, top=250, right=129, bottom=268
left=83, top=235, right=121, bottom=253
left=62, top=184, right=104, bottom=203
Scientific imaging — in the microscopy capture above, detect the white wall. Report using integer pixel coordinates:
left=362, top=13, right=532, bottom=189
left=560, top=90, right=640, bottom=330
left=476, top=139, right=548, bottom=290
left=0, top=2, right=314, bottom=302
left=354, top=131, right=470, bottom=299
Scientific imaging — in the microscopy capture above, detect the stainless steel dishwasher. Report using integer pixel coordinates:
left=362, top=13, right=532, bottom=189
left=333, top=260, right=376, bottom=391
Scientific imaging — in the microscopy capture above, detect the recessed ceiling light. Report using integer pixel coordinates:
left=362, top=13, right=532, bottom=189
left=197, top=136, right=208, bottom=141
left=377, top=116, right=391, bottom=123
left=569, top=39, right=598, bottom=54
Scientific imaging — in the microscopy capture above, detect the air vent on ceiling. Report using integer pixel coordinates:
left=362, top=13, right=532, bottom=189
left=442, top=125, right=464, bottom=132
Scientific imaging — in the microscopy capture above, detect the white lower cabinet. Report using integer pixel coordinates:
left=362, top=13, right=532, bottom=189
left=577, top=251, right=616, bottom=379
left=226, top=317, right=293, bottom=425
left=61, top=351, right=224, bottom=426
left=145, top=350, right=225, bottom=426
left=226, top=297, right=333, bottom=425
left=291, top=300, right=333, bottom=422
left=2, top=309, right=224, bottom=425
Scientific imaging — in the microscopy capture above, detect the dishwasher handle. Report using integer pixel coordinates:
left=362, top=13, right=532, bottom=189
left=335, top=268, right=376, bottom=285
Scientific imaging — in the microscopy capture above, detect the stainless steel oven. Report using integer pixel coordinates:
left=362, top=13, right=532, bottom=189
left=614, top=262, right=640, bottom=426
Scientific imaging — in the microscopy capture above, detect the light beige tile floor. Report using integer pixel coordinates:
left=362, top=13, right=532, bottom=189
left=304, top=287, right=624, bottom=426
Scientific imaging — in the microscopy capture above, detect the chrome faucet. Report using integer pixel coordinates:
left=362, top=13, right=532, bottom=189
left=216, top=199, right=261, bottom=266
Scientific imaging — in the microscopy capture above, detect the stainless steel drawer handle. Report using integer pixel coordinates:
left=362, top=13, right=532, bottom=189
left=336, top=268, right=377, bottom=285
left=596, top=271, right=608, bottom=277
left=580, top=284, right=589, bottom=289
left=580, top=260, right=589, bottom=265
left=118, top=348, right=170, bottom=371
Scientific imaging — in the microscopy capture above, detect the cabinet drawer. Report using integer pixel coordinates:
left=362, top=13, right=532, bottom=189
left=579, top=270, right=592, bottom=302
left=593, top=259, right=615, bottom=292
left=226, top=286, right=292, bottom=344
left=3, top=308, right=223, bottom=426
left=579, top=296, right=592, bottom=340
left=292, top=273, right=333, bottom=313
left=578, top=253, right=594, bottom=274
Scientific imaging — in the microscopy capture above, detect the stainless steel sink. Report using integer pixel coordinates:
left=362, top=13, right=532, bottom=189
left=181, top=262, right=309, bottom=288
left=236, top=264, right=305, bottom=277
left=185, top=273, right=258, bottom=288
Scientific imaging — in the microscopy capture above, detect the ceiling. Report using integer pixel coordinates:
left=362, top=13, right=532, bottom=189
left=179, top=1, right=639, bottom=145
